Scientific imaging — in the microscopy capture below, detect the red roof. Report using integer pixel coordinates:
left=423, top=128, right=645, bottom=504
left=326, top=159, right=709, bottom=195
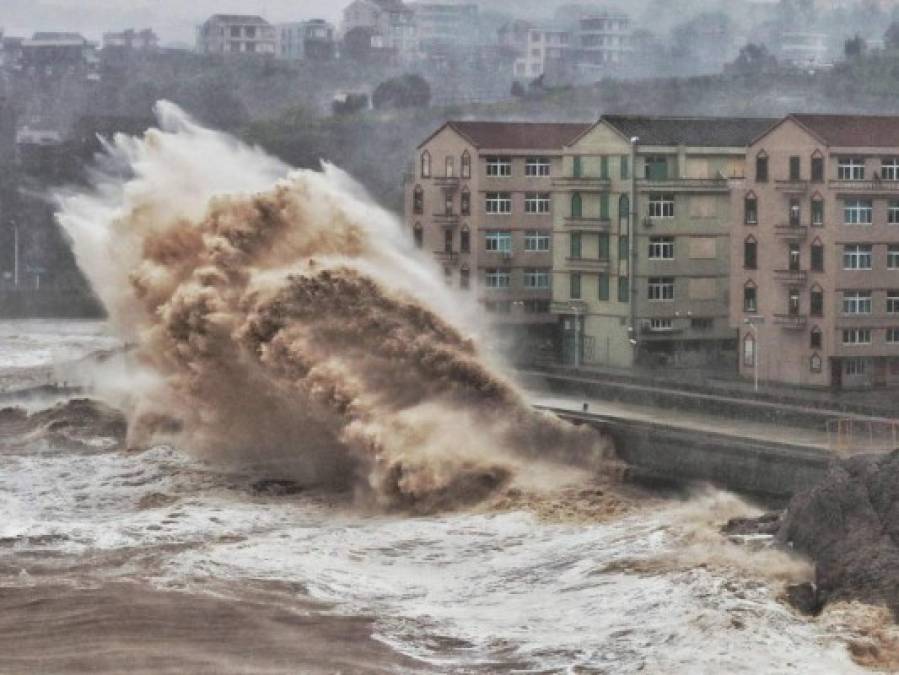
left=790, top=114, right=899, bottom=147
left=437, top=121, right=592, bottom=150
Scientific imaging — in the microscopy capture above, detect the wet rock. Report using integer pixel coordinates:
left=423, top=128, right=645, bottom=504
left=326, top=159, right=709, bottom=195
left=776, top=449, right=899, bottom=618
left=251, top=479, right=305, bottom=497
left=138, top=493, right=178, bottom=510
left=783, top=582, right=822, bottom=616
left=722, top=512, right=782, bottom=536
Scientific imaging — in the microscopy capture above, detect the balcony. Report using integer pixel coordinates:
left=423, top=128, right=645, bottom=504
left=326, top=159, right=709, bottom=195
left=434, top=176, right=460, bottom=188
left=432, top=213, right=460, bottom=228
left=774, top=314, right=808, bottom=329
left=553, top=176, right=611, bottom=191
left=774, top=269, right=808, bottom=284
left=563, top=216, right=611, bottom=231
left=636, top=178, right=730, bottom=193
left=774, top=224, right=809, bottom=240
left=829, top=179, right=899, bottom=195
left=565, top=256, right=610, bottom=272
left=433, top=250, right=460, bottom=265
left=774, top=180, right=810, bottom=194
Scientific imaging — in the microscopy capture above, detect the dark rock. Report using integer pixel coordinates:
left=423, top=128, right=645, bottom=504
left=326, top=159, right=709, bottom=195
left=723, top=511, right=782, bottom=536
left=783, top=582, right=823, bottom=616
left=776, top=449, right=899, bottom=618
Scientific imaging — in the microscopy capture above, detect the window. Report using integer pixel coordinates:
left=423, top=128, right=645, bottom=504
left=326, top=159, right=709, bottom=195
left=811, top=156, right=824, bottom=182
left=619, top=235, right=628, bottom=262
left=811, top=242, right=824, bottom=272
left=844, top=358, right=867, bottom=375
left=460, top=267, right=470, bottom=289
left=524, top=299, right=551, bottom=314
left=842, top=291, right=872, bottom=314
left=570, top=272, right=581, bottom=299
left=485, top=230, right=512, bottom=252
left=598, top=273, right=609, bottom=300
left=461, top=188, right=470, bottom=215
left=843, top=329, right=871, bottom=345
left=648, top=193, right=675, bottom=218
left=789, top=287, right=801, bottom=316
left=810, top=327, right=822, bottom=349
left=573, top=155, right=582, bottom=178
left=485, top=192, right=512, bottom=214
left=691, top=318, right=713, bottom=330
left=445, top=156, right=455, bottom=178
left=889, top=201, right=899, bottom=224
left=413, top=223, right=423, bottom=249
left=620, top=155, right=630, bottom=179
left=743, top=332, right=756, bottom=367
left=460, top=226, right=470, bottom=253
left=618, top=276, right=629, bottom=303
left=570, top=232, right=582, bottom=258
left=525, top=157, right=551, bottom=177
left=838, top=157, right=865, bottom=181
left=648, top=277, right=675, bottom=301
left=889, top=245, right=899, bottom=269
left=648, top=236, right=674, bottom=260
left=810, top=287, right=824, bottom=317
left=231, top=26, right=241, bottom=37
left=789, top=242, right=801, bottom=272
left=485, top=269, right=510, bottom=288
left=524, top=230, right=550, bottom=252
left=744, top=237, right=757, bottom=269
left=645, top=155, right=668, bottom=180
left=888, top=328, right=899, bottom=343
left=421, top=151, right=431, bottom=178
left=789, top=198, right=801, bottom=226
left=486, top=156, right=512, bottom=177
left=571, top=192, right=582, bottom=218
left=649, top=318, right=673, bottom=332
left=756, top=154, right=768, bottom=182
left=461, top=151, right=471, bottom=179
left=810, top=353, right=823, bottom=373
left=883, top=158, right=899, bottom=181
left=843, top=244, right=873, bottom=270
left=789, top=156, right=801, bottom=181
left=413, top=185, right=423, bottom=215
left=444, top=229, right=453, bottom=253
left=444, top=191, right=454, bottom=216
left=812, top=199, right=824, bottom=226
left=888, top=291, right=899, bottom=313
left=523, top=268, right=550, bottom=289
left=524, top=192, right=551, bottom=214
left=744, top=196, right=758, bottom=225
left=744, top=282, right=757, bottom=312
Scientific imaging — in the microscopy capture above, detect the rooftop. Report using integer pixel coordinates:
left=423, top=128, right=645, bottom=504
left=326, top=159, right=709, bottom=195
left=205, top=14, right=271, bottom=26
left=601, top=115, right=779, bottom=147
left=788, top=114, right=899, bottom=147
left=437, top=121, right=591, bottom=150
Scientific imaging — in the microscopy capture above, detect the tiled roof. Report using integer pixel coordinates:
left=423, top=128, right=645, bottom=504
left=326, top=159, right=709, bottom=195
left=208, top=14, right=271, bottom=25
left=789, top=114, right=899, bottom=147
left=602, top=115, right=778, bottom=147
left=372, top=0, right=412, bottom=13
left=32, top=32, right=86, bottom=41
left=445, top=121, right=592, bottom=150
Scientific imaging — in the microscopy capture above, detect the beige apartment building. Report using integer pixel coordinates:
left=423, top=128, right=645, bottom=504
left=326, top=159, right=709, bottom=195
left=196, top=15, right=276, bottom=56
left=732, top=114, right=899, bottom=389
left=405, top=121, right=589, bottom=353
left=553, top=116, right=775, bottom=368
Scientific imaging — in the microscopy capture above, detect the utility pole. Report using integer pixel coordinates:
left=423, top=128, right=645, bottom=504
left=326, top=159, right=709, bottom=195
left=629, top=136, right=639, bottom=357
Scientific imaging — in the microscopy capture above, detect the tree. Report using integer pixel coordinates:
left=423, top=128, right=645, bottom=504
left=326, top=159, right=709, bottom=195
left=332, top=93, right=369, bottom=116
left=729, top=43, right=778, bottom=74
left=372, top=74, right=431, bottom=110
left=510, top=81, right=526, bottom=97
left=844, top=34, right=867, bottom=60
left=343, top=27, right=378, bottom=62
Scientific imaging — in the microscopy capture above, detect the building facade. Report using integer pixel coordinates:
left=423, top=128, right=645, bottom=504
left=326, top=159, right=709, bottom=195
left=408, top=2, right=479, bottom=53
left=277, top=20, right=336, bottom=61
left=405, top=121, right=589, bottom=355
left=102, top=29, right=159, bottom=51
left=572, top=13, right=632, bottom=77
left=513, top=27, right=571, bottom=82
left=733, top=114, right=899, bottom=389
left=553, top=116, right=776, bottom=369
left=196, top=15, right=276, bottom=56
left=342, top=0, right=418, bottom=60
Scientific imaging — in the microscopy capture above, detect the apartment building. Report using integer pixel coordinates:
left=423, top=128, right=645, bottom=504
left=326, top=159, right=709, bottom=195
left=732, top=114, right=899, bottom=389
left=572, top=13, right=632, bottom=77
left=102, top=29, right=159, bottom=52
left=553, top=115, right=776, bottom=368
left=343, top=0, right=418, bottom=60
left=405, top=120, right=590, bottom=352
left=277, top=20, right=336, bottom=61
left=408, top=2, right=479, bottom=53
left=196, top=15, right=276, bottom=56
left=513, top=26, right=571, bottom=81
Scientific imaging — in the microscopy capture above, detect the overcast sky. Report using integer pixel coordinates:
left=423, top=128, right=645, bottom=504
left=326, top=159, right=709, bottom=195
left=1, top=0, right=344, bottom=45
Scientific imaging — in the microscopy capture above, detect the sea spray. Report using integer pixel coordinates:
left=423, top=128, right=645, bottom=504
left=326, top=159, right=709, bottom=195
left=56, top=102, right=611, bottom=510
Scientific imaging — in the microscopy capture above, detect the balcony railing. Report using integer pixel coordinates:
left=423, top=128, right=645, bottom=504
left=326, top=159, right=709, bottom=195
left=774, top=224, right=809, bottom=240
left=432, top=213, right=460, bottom=227
left=565, top=256, right=610, bottom=271
left=774, top=313, right=808, bottom=329
left=829, top=179, right=899, bottom=193
left=774, top=269, right=808, bottom=284
left=433, top=251, right=459, bottom=264
left=434, top=176, right=460, bottom=188
left=775, top=180, right=810, bottom=193
left=563, top=216, right=611, bottom=230
left=553, top=176, right=611, bottom=190
left=636, top=178, right=730, bottom=193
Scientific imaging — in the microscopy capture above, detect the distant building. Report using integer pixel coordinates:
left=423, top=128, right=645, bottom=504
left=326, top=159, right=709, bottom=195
left=408, top=2, right=479, bottom=53
left=342, top=0, right=417, bottom=60
left=513, top=26, right=572, bottom=82
left=102, top=29, right=159, bottom=52
left=497, top=19, right=534, bottom=52
left=572, top=13, right=633, bottom=77
left=19, top=33, right=98, bottom=77
left=778, top=32, right=829, bottom=68
left=277, top=20, right=336, bottom=61
left=196, top=15, right=276, bottom=56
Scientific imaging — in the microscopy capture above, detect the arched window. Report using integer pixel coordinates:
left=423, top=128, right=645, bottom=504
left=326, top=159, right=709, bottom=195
left=744, top=235, right=757, bottom=270
left=810, top=283, right=824, bottom=317
left=461, top=150, right=471, bottom=179
left=810, top=352, right=823, bottom=373
left=445, top=155, right=455, bottom=178
left=811, top=237, right=824, bottom=272
left=413, top=185, right=423, bottom=215
left=810, top=326, right=823, bottom=349
left=460, top=224, right=470, bottom=253
left=571, top=192, right=583, bottom=218
left=755, top=150, right=769, bottom=182
left=811, top=193, right=824, bottom=226
left=460, top=265, right=470, bottom=290
left=413, top=222, right=423, bottom=249
left=743, top=331, right=756, bottom=367
left=744, top=191, right=758, bottom=224
left=743, top=280, right=757, bottom=313
left=420, top=151, right=431, bottom=178
left=461, top=185, right=470, bottom=215
left=618, top=194, right=630, bottom=233
left=811, top=149, right=824, bottom=182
